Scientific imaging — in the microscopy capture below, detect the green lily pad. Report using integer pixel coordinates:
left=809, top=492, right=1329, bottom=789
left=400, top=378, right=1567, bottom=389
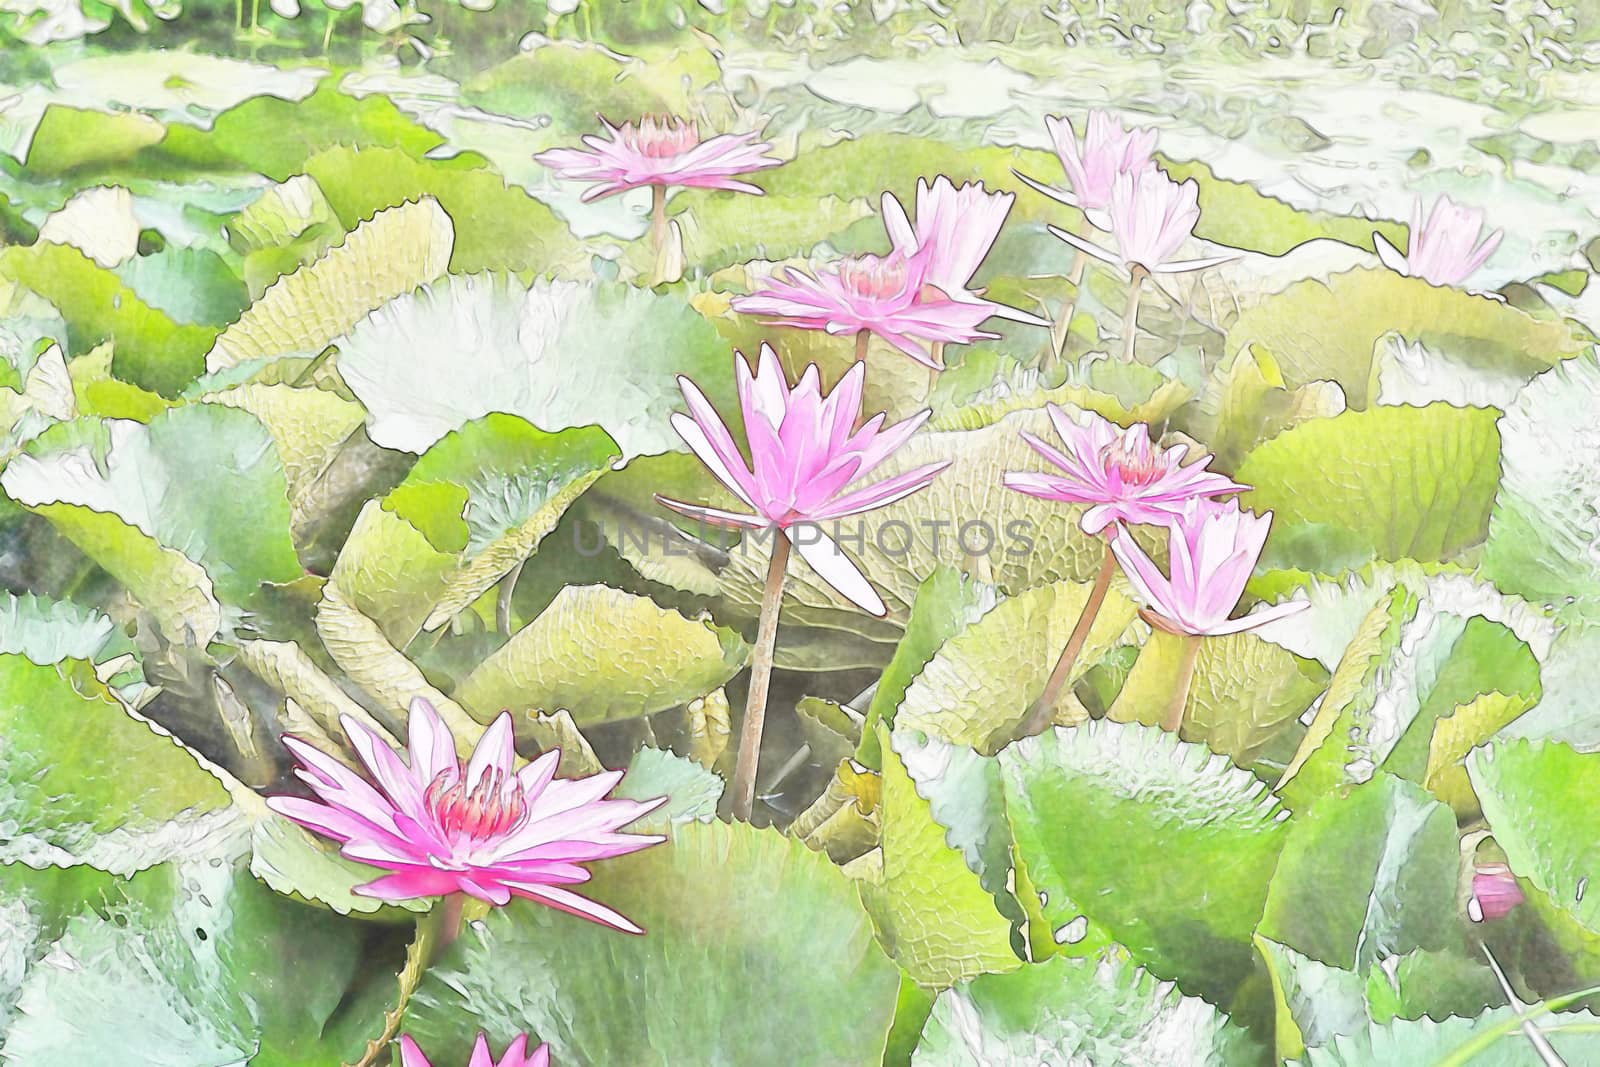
left=1259, top=774, right=1461, bottom=972
left=304, top=145, right=577, bottom=274
left=0, top=241, right=216, bottom=397
left=1470, top=740, right=1600, bottom=939
left=454, top=584, right=748, bottom=732
left=339, top=273, right=734, bottom=460
left=0, top=591, right=134, bottom=669
left=114, top=245, right=249, bottom=327
left=1, top=406, right=304, bottom=613
left=999, top=720, right=1290, bottom=1002
left=912, top=951, right=1263, bottom=1066
left=382, top=414, right=621, bottom=631
left=862, top=724, right=1019, bottom=988
left=614, top=746, right=724, bottom=825
left=896, top=577, right=1137, bottom=753
left=1237, top=402, right=1501, bottom=566
left=1110, top=629, right=1328, bottom=770
left=0, top=849, right=373, bottom=1066
left=407, top=820, right=900, bottom=1066
left=24, top=105, right=165, bottom=176
left=857, top=566, right=993, bottom=769
left=205, top=196, right=454, bottom=372
left=146, top=80, right=443, bottom=181
left=1290, top=1006, right=1600, bottom=1066
left=1224, top=268, right=1584, bottom=408
left=1482, top=352, right=1600, bottom=621
left=0, top=654, right=233, bottom=875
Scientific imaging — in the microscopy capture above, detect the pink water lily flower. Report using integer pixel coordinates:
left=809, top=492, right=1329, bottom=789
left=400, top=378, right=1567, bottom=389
left=1049, top=166, right=1235, bottom=276
left=534, top=115, right=782, bottom=202
left=1004, top=406, right=1244, bottom=534
left=1110, top=497, right=1308, bottom=636
left=1016, top=111, right=1159, bottom=230
left=730, top=248, right=997, bottom=368
left=656, top=344, right=948, bottom=615
left=268, top=698, right=665, bottom=931
left=400, top=1034, right=549, bottom=1067
left=881, top=176, right=1047, bottom=326
left=1374, top=194, right=1503, bottom=288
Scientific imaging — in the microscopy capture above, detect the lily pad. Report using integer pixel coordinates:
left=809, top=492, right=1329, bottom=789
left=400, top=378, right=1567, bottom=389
left=339, top=273, right=734, bottom=460
left=913, top=951, right=1263, bottom=1066
left=863, top=725, right=1019, bottom=988
left=454, top=584, right=748, bottom=732
left=0, top=654, right=234, bottom=875
left=896, top=577, right=1137, bottom=753
left=999, top=720, right=1290, bottom=1002
left=1237, top=403, right=1501, bottom=566
left=1224, top=267, right=1584, bottom=407
left=407, top=820, right=901, bottom=1067
left=205, top=196, right=454, bottom=372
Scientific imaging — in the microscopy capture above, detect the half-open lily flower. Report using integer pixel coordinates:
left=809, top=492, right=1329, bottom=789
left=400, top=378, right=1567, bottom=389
left=656, top=344, right=948, bottom=615
left=534, top=115, right=782, bottom=202
left=1468, top=864, right=1524, bottom=922
left=730, top=249, right=996, bottom=369
left=268, top=698, right=665, bottom=931
left=1048, top=166, right=1235, bottom=277
left=1004, top=406, right=1244, bottom=534
left=1374, top=194, right=1503, bottom=288
left=399, top=1034, right=550, bottom=1067
left=1016, top=111, right=1159, bottom=230
left=881, top=177, right=1047, bottom=326
left=1110, top=497, right=1308, bottom=636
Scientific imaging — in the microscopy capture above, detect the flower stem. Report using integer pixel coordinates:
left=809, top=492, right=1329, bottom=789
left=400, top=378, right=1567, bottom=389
left=648, top=185, right=669, bottom=280
left=496, top=559, right=524, bottom=637
left=1120, top=264, right=1148, bottom=363
left=1163, top=634, right=1202, bottom=734
left=853, top=328, right=870, bottom=364
left=731, top=531, right=791, bottom=821
left=346, top=895, right=466, bottom=1067
left=1021, top=538, right=1117, bottom=737
left=1048, top=245, right=1090, bottom=367
left=926, top=340, right=944, bottom=398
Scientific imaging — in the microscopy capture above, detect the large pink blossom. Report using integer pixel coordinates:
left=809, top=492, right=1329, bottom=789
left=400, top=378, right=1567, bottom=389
left=399, top=1034, right=549, bottom=1067
left=534, top=115, right=781, bottom=202
left=268, top=698, right=664, bottom=931
left=1374, top=194, right=1502, bottom=287
left=656, top=344, right=948, bottom=616
left=1004, top=405, right=1243, bottom=534
left=729, top=247, right=997, bottom=368
left=1049, top=166, right=1234, bottom=276
left=1110, top=497, right=1309, bottom=636
left=880, top=176, right=1045, bottom=326
left=1044, top=111, right=1159, bottom=228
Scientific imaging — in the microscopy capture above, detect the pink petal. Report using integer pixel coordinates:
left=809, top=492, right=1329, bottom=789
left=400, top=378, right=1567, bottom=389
left=811, top=461, right=949, bottom=521
left=1374, top=231, right=1409, bottom=274
left=399, top=1035, right=433, bottom=1067
left=352, top=867, right=466, bottom=901
left=1202, top=598, right=1310, bottom=636
left=790, top=528, right=886, bottom=616
left=654, top=495, right=767, bottom=529
left=506, top=882, right=645, bottom=934
left=406, top=697, right=457, bottom=790
left=341, top=713, right=432, bottom=825
left=516, top=747, right=563, bottom=795
left=464, top=712, right=517, bottom=792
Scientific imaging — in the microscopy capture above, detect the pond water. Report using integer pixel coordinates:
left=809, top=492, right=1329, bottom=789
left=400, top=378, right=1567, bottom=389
left=4, top=37, right=1595, bottom=288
